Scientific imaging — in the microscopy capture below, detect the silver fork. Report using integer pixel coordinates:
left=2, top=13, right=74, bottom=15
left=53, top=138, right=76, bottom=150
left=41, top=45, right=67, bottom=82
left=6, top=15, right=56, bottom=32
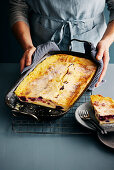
left=79, top=111, right=107, bottom=134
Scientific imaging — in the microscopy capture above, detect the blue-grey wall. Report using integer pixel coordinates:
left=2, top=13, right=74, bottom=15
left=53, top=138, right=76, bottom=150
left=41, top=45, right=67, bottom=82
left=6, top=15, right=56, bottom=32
left=0, top=2, right=113, bottom=63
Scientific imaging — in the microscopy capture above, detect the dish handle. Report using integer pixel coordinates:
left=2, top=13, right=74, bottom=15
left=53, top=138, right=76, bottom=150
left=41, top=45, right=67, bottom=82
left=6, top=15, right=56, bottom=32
left=68, top=38, right=92, bottom=51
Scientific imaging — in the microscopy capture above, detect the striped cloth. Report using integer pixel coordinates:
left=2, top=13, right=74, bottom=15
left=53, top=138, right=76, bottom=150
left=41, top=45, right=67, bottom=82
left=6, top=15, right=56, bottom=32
left=84, top=42, right=105, bottom=90
left=22, top=41, right=105, bottom=90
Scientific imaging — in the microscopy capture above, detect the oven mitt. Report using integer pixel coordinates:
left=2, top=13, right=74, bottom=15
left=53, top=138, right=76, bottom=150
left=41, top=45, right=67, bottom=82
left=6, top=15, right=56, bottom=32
left=22, top=41, right=105, bottom=90
left=84, top=42, right=105, bottom=90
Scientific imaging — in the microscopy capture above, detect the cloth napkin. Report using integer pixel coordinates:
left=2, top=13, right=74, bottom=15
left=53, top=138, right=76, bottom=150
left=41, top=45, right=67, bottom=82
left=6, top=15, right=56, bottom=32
left=21, top=41, right=60, bottom=74
left=84, top=42, right=105, bottom=90
left=22, top=41, right=105, bottom=90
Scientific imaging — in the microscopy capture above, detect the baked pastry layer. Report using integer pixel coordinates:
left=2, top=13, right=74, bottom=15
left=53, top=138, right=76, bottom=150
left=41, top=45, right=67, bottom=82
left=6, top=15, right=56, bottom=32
left=91, top=95, right=114, bottom=124
left=15, top=54, right=97, bottom=111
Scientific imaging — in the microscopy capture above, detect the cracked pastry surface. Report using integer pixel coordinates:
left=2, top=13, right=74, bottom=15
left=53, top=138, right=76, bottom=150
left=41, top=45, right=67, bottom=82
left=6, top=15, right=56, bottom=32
left=91, top=95, right=114, bottom=124
left=15, top=54, right=97, bottom=111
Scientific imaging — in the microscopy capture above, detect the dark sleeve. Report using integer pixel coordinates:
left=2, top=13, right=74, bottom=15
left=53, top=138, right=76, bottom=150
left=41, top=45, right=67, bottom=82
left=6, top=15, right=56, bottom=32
left=9, top=0, right=29, bottom=27
left=106, top=0, right=114, bottom=22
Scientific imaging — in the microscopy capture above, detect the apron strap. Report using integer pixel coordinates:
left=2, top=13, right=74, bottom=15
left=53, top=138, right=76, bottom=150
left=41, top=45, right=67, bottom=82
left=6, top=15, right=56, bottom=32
left=36, top=13, right=104, bottom=49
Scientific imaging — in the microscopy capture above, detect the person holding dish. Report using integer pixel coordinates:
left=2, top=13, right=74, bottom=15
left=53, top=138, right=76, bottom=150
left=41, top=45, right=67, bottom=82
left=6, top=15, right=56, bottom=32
left=9, top=0, right=114, bottom=87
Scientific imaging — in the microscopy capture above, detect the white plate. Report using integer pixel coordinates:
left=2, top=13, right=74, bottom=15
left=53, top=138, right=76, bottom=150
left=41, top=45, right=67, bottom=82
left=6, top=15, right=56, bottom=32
left=75, top=102, right=114, bottom=148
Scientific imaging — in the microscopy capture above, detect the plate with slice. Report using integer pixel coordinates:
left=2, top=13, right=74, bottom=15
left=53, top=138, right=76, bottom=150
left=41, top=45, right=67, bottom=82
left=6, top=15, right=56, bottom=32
left=75, top=95, right=114, bottom=148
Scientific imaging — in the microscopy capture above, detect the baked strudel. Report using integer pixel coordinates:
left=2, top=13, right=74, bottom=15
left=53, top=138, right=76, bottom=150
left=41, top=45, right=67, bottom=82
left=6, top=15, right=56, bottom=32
left=15, top=54, right=97, bottom=111
left=91, top=95, right=114, bottom=124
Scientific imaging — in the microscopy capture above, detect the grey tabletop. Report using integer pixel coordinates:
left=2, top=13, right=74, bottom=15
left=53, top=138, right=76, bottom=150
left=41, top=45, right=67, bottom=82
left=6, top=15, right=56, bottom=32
left=0, top=63, right=114, bottom=170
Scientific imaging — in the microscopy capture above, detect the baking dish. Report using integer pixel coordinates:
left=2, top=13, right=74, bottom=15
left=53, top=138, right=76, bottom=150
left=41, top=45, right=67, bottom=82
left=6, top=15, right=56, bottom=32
left=5, top=39, right=98, bottom=120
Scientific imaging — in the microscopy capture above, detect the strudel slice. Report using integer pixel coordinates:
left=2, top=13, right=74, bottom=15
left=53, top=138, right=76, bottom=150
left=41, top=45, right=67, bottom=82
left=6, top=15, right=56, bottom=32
left=91, top=95, right=114, bottom=124
left=15, top=54, right=97, bottom=111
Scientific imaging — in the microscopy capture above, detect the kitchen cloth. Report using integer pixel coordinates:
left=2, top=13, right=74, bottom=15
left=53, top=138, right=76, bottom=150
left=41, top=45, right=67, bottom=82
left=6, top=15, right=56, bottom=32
left=22, top=41, right=105, bottom=90
left=84, top=42, right=105, bottom=90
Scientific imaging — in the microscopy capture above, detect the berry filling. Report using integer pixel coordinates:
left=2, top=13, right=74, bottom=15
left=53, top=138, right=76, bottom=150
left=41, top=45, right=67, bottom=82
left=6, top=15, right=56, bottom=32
left=28, top=97, right=36, bottom=101
left=27, top=96, right=43, bottom=101
left=38, top=96, right=43, bottom=100
left=19, top=96, right=27, bottom=102
left=60, top=85, right=64, bottom=90
left=56, top=106, right=63, bottom=110
left=99, top=115, right=114, bottom=121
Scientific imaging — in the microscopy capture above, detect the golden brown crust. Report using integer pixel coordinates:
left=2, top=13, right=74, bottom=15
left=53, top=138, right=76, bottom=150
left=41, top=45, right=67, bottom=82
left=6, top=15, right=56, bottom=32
left=15, top=54, right=97, bottom=110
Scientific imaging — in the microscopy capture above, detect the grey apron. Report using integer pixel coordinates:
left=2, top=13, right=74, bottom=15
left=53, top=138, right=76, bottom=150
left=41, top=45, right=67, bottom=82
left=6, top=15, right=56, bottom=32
left=27, top=0, right=107, bottom=52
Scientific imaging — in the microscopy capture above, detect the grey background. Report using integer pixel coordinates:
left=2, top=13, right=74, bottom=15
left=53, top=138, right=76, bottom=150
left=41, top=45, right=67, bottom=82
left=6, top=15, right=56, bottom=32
left=0, top=2, right=113, bottom=63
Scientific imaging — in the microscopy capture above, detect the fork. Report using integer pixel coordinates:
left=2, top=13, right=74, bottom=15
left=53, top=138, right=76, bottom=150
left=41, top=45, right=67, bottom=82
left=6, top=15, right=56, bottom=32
left=79, top=111, right=107, bottom=134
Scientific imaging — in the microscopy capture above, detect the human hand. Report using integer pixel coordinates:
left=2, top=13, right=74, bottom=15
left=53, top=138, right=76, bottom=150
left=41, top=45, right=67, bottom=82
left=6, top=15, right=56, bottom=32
left=95, top=40, right=110, bottom=87
left=20, top=46, right=36, bottom=72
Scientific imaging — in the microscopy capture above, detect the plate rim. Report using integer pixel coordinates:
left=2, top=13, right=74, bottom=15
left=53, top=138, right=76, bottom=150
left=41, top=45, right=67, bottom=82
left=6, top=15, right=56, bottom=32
left=97, top=132, right=114, bottom=149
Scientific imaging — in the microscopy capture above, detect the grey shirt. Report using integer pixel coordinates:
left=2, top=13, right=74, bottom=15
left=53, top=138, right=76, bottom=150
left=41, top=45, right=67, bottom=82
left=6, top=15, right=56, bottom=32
left=9, top=0, right=29, bottom=27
